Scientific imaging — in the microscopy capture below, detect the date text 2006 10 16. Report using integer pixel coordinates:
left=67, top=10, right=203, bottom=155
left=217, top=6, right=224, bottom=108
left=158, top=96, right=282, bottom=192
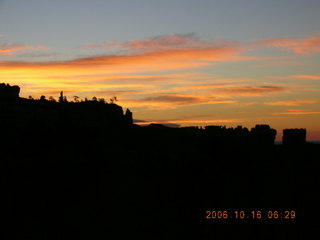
left=205, top=210, right=296, bottom=220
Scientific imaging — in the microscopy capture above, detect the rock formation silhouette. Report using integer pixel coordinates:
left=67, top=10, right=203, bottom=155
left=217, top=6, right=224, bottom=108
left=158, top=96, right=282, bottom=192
left=0, top=83, right=133, bottom=129
left=283, top=128, right=306, bottom=145
left=1, top=83, right=318, bottom=239
left=0, top=83, right=20, bottom=100
left=250, top=124, right=277, bottom=146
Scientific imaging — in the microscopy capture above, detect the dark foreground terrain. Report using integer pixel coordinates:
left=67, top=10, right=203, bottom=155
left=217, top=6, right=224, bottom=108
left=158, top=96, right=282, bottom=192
left=1, top=83, right=319, bottom=239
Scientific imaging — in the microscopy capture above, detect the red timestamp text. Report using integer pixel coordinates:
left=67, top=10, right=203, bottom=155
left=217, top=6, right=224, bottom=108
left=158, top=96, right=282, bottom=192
left=205, top=210, right=296, bottom=220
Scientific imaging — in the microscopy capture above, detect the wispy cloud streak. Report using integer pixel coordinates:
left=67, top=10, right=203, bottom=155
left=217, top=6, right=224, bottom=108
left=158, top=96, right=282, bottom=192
left=0, top=43, right=46, bottom=56
left=255, top=35, right=320, bottom=55
left=265, top=99, right=317, bottom=106
left=87, top=33, right=240, bottom=52
left=122, top=93, right=235, bottom=109
left=272, top=109, right=320, bottom=115
left=214, top=86, right=287, bottom=97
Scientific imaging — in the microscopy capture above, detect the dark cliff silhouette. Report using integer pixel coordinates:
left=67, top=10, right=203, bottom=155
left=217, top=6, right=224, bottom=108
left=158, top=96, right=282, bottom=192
left=1, top=83, right=319, bottom=239
left=0, top=83, right=133, bottom=130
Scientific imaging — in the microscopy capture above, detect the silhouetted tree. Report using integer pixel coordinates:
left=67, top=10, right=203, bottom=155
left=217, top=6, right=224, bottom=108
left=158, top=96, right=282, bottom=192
left=98, top=98, right=105, bottom=103
left=109, top=96, right=117, bottom=104
left=49, top=96, right=56, bottom=102
left=73, top=96, right=79, bottom=102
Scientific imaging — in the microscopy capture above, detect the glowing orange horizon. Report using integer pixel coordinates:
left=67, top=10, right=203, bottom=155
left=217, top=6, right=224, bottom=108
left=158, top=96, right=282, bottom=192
left=1, top=33, right=320, bottom=140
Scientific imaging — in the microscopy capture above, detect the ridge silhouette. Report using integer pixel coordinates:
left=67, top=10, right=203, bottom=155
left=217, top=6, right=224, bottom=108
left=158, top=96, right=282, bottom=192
left=1, top=83, right=319, bottom=239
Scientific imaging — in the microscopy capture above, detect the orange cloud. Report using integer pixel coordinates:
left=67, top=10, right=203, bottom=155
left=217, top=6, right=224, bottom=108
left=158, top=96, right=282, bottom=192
left=0, top=42, right=248, bottom=102
left=215, top=86, right=286, bottom=97
left=134, top=117, right=240, bottom=126
left=0, top=43, right=46, bottom=56
left=256, top=35, right=320, bottom=55
left=0, top=71, right=219, bottom=104
left=0, top=35, right=260, bottom=101
left=272, top=109, right=320, bottom=115
left=0, top=46, right=244, bottom=76
left=142, top=94, right=233, bottom=105
left=87, top=34, right=240, bottom=52
left=122, top=93, right=235, bottom=109
left=290, top=75, right=320, bottom=80
left=269, top=74, right=320, bottom=81
left=265, top=99, right=317, bottom=106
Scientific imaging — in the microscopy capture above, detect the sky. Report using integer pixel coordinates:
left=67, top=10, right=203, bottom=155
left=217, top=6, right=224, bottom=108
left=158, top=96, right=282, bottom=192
left=1, top=0, right=320, bottom=141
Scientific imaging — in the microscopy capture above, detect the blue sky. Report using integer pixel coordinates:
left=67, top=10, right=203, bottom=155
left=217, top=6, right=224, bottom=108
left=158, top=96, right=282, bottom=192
left=1, top=0, right=320, bottom=47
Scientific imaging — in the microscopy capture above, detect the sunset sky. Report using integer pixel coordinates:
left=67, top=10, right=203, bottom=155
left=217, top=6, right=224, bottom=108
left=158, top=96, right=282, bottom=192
left=1, top=0, right=320, bottom=140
